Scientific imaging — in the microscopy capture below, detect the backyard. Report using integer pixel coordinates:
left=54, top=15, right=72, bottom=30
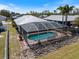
left=0, top=32, right=6, bottom=59
left=0, top=0, right=79, bottom=59
left=37, top=41, right=79, bottom=59
left=0, top=21, right=79, bottom=59
left=0, top=22, right=21, bottom=59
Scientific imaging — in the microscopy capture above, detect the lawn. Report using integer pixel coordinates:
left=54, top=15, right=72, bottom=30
left=0, top=22, right=20, bottom=59
left=1, top=21, right=79, bottom=59
left=0, top=32, right=6, bottom=59
left=8, top=22, right=79, bottom=59
left=37, top=41, right=79, bottom=59
left=8, top=23, right=20, bottom=59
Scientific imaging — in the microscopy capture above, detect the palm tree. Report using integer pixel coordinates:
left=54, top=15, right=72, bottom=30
left=57, top=5, right=74, bottom=27
left=63, top=5, right=74, bottom=26
left=57, top=6, right=65, bottom=24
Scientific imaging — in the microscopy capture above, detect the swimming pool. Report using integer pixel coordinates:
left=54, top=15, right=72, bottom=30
left=28, top=32, right=56, bottom=41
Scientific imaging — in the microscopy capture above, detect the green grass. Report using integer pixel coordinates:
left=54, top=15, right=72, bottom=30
left=8, top=23, right=20, bottom=59
left=0, top=32, right=6, bottom=59
left=37, top=42, right=79, bottom=59
left=1, top=21, right=79, bottom=59
left=0, top=22, right=20, bottom=59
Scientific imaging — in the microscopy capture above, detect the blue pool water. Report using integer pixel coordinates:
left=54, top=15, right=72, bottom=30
left=28, top=32, right=56, bottom=41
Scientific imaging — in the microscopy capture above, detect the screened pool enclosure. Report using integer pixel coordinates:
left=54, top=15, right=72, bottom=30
left=14, top=15, right=65, bottom=42
left=20, top=21, right=64, bottom=34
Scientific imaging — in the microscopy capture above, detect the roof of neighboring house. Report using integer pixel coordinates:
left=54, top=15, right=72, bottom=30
left=14, top=15, right=47, bottom=25
left=0, top=15, right=6, bottom=21
left=12, top=15, right=21, bottom=19
left=44, top=15, right=79, bottom=21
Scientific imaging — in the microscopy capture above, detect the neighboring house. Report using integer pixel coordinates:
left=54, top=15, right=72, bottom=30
left=12, top=14, right=23, bottom=20
left=0, top=15, right=7, bottom=21
left=39, top=15, right=48, bottom=18
left=0, top=15, right=7, bottom=32
left=12, top=15, right=20, bottom=19
left=0, top=22, right=6, bottom=32
left=44, top=15, right=79, bottom=26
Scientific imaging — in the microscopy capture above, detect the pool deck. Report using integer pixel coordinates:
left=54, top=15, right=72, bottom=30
left=26, top=31, right=67, bottom=45
left=17, top=30, right=72, bottom=49
left=17, top=30, right=75, bottom=59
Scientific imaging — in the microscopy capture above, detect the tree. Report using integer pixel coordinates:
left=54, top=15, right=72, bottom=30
left=11, top=12, right=20, bottom=16
left=41, top=10, right=53, bottom=16
left=57, top=6, right=65, bottom=24
left=28, top=11, right=40, bottom=17
left=63, top=5, right=74, bottom=26
left=57, top=5, right=74, bottom=26
left=0, top=9, right=11, bottom=17
left=11, top=12, right=16, bottom=16
left=42, top=10, right=49, bottom=14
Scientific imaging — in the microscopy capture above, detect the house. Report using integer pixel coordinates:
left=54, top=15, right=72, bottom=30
left=14, top=15, right=65, bottom=46
left=12, top=15, right=21, bottom=19
left=0, top=15, right=7, bottom=21
left=44, top=15, right=79, bottom=26
left=14, top=15, right=47, bottom=33
left=0, top=22, right=6, bottom=32
left=0, top=15, right=7, bottom=32
left=14, top=15, right=64, bottom=33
